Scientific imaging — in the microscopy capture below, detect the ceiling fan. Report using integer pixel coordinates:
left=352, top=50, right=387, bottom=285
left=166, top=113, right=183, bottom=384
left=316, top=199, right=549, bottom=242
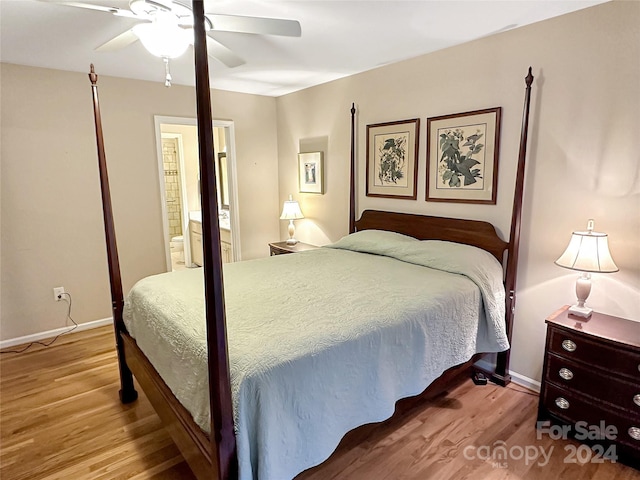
left=42, top=0, right=302, bottom=86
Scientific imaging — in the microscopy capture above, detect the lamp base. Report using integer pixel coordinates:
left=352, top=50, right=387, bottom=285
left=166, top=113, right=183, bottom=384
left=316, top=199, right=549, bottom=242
left=568, top=304, right=593, bottom=318
left=569, top=272, right=593, bottom=319
left=286, top=220, right=298, bottom=246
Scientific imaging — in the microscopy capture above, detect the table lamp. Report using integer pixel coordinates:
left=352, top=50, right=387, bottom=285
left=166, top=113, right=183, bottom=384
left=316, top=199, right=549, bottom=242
left=280, top=194, right=304, bottom=245
left=554, top=219, right=618, bottom=318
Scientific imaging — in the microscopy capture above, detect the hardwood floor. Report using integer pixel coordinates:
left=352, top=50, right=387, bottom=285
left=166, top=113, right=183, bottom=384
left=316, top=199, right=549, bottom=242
left=1, top=326, right=638, bottom=479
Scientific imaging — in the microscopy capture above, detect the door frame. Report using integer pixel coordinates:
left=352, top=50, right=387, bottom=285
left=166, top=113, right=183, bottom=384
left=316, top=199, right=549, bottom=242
left=154, top=115, right=241, bottom=271
left=213, top=119, right=241, bottom=262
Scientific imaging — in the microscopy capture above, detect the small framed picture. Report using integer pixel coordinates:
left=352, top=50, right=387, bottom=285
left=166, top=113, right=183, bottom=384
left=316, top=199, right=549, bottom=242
left=426, top=107, right=501, bottom=204
left=298, top=152, right=324, bottom=194
left=366, top=118, right=420, bottom=199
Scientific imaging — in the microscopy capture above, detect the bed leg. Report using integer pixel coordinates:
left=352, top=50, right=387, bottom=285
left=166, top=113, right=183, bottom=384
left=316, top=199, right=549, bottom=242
left=472, top=364, right=511, bottom=387
left=118, top=366, right=138, bottom=404
left=115, top=335, right=138, bottom=404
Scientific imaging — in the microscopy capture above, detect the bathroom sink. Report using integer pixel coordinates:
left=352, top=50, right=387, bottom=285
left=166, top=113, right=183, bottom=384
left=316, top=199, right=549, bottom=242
left=189, top=210, right=230, bottom=231
left=219, top=217, right=231, bottom=231
left=189, top=210, right=202, bottom=223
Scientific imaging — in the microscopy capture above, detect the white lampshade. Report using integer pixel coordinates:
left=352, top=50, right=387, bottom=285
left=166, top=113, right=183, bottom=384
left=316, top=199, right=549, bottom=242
left=133, top=15, right=191, bottom=58
left=555, top=219, right=618, bottom=319
left=555, top=220, right=618, bottom=273
left=280, top=196, right=304, bottom=220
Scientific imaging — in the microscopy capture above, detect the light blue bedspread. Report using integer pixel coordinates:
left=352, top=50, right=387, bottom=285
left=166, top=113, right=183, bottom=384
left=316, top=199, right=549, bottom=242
left=123, top=230, right=508, bottom=480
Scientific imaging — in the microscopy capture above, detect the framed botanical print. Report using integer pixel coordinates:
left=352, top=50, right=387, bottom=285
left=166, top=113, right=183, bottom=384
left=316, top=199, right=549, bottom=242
left=426, top=107, right=501, bottom=204
left=298, top=151, right=324, bottom=194
left=366, top=118, right=420, bottom=199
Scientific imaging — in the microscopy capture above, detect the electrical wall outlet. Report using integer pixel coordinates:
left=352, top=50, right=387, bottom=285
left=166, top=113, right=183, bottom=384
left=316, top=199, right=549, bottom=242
left=53, top=287, right=65, bottom=301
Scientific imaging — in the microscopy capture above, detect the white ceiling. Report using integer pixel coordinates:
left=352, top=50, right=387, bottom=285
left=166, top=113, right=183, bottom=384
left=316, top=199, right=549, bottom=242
left=1, top=0, right=607, bottom=97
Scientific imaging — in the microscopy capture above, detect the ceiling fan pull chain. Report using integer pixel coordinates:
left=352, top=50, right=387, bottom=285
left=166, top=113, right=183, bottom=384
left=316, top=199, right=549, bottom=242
left=163, top=57, right=172, bottom=87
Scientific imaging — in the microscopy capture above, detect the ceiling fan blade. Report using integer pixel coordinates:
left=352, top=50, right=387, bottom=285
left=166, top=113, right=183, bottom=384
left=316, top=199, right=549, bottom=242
left=206, top=14, right=301, bottom=37
left=40, top=1, right=140, bottom=18
left=96, top=29, right=139, bottom=52
left=206, top=36, right=246, bottom=68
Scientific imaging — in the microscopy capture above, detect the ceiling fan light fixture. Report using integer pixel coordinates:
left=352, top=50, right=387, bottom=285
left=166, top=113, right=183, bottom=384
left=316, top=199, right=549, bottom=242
left=132, top=18, right=190, bottom=58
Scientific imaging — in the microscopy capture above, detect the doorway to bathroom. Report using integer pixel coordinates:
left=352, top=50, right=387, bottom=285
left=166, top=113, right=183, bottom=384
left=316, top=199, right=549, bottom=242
left=154, top=116, right=240, bottom=271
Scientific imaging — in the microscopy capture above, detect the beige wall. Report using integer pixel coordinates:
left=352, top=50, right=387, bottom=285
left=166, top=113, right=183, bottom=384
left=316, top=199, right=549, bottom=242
left=276, top=1, right=640, bottom=382
left=1, top=64, right=279, bottom=340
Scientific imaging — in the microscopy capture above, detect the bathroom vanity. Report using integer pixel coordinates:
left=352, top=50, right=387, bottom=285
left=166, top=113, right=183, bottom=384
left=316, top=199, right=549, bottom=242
left=189, top=211, right=232, bottom=266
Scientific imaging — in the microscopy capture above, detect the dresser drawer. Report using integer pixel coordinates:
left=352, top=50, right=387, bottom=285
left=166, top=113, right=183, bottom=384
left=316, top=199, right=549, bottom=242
left=543, top=382, right=640, bottom=452
left=548, top=326, right=640, bottom=381
left=545, top=353, right=640, bottom=416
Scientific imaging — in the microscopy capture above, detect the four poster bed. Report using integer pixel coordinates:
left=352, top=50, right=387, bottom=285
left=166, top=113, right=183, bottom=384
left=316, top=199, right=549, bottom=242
left=89, top=4, right=534, bottom=479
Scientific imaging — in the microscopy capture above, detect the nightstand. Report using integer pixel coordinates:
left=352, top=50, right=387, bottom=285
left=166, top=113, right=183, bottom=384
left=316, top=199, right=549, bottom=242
left=538, top=306, right=640, bottom=468
left=269, top=241, right=318, bottom=256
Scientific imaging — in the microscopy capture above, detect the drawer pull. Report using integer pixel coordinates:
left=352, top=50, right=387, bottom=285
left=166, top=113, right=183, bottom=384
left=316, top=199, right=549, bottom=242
left=558, top=368, right=574, bottom=380
left=634, top=394, right=640, bottom=407
left=629, top=427, right=640, bottom=441
left=555, top=397, right=570, bottom=410
left=561, top=339, right=577, bottom=352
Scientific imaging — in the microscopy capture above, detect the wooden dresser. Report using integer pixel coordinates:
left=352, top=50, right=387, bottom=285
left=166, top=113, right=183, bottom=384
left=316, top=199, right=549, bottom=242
left=538, top=306, right=640, bottom=468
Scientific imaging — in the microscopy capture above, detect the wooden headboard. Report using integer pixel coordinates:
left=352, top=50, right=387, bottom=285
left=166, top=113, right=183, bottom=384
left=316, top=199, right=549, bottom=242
left=355, top=210, right=508, bottom=263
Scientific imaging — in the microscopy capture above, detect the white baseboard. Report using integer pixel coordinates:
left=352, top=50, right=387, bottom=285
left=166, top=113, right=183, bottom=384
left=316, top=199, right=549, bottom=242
left=510, top=370, right=541, bottom=393
left=0, top=317, right=113, bottom=350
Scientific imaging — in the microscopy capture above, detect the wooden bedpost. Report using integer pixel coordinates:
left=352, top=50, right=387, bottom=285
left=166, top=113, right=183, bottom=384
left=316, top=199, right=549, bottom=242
left=349, top=103, right=357, bottom=234
left=88, top=65, right=137, bottom=404
left=494, top=67, right=535, bottom=384
left=192, top=3, right=237, bottom=480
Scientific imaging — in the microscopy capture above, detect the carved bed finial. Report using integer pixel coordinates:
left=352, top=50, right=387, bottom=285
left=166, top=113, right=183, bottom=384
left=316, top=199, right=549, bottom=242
left=525, top=66, right=534, bottom=87
left=89, top=64, right=98, bottom=85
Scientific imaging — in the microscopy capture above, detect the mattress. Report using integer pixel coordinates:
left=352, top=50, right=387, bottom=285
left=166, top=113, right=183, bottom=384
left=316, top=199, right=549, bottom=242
left=123, top=230, right=508, bottom=480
